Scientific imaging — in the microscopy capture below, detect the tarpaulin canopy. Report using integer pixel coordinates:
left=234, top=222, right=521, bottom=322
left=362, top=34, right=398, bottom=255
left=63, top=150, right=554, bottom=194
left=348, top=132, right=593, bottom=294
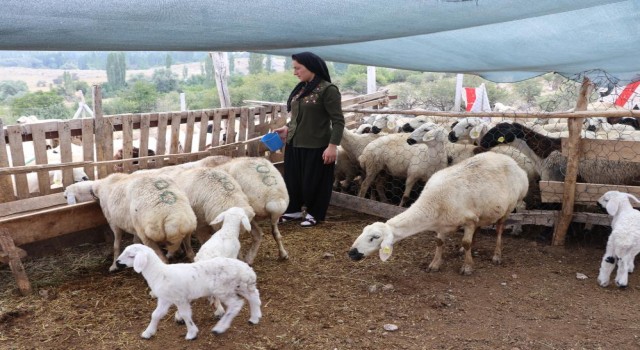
left=1, top=0, right=639, bottom=83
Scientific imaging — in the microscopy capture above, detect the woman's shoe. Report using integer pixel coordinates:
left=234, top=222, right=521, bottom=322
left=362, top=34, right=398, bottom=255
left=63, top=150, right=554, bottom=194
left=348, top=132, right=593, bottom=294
left=300, top=215, right=317, bottom=227
left=278, top=212, right=302, bottom=223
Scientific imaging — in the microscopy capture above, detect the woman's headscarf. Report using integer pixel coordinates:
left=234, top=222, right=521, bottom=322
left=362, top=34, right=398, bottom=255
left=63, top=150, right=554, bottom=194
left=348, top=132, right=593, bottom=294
left=286, top=52, right=332, bottom=112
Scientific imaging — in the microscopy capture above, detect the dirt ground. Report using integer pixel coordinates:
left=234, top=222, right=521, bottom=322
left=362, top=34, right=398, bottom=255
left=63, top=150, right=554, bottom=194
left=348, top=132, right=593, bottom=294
left=1, top=205, right=639, bottom=350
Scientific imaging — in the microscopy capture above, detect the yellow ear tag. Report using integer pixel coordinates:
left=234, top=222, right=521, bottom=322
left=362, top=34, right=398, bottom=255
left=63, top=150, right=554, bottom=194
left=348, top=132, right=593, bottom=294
left=382, top=246, right=391, bottom=254
left=470, top=130, right=479, bottom=138
left=497, top=136, right=505, bottom=143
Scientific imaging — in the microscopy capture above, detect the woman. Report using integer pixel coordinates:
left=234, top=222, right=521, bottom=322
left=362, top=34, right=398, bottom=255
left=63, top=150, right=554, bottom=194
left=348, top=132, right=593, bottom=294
left=274, top=52, right=345, bottom=227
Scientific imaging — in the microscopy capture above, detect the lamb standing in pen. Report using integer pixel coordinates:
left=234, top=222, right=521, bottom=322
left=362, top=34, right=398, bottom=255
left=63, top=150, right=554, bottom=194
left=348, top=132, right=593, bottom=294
left=349, top=152, right=528, bottom=275
left=116, top=244, right=262, bottom=340
left=596, top=191, right=640, bottom=288
left=177, top=206, right=252, bottom=320
left=63, top=172, right=197, bottom=271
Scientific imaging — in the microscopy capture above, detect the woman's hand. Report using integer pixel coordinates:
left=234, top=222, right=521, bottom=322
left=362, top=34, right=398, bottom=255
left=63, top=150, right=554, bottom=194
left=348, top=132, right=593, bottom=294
left=274, top=126, right=288, bottom=143
left=323, top=144, right=338, bottom=165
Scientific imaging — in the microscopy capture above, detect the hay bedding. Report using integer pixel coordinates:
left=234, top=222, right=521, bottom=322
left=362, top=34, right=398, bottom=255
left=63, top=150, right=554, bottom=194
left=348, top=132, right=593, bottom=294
left=1, top=206, right=640, bottom=349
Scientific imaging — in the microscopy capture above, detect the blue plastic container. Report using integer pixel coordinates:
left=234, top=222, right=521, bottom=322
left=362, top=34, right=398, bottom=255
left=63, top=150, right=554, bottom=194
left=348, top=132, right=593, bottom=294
left=261, top=132, right=284, bottom=152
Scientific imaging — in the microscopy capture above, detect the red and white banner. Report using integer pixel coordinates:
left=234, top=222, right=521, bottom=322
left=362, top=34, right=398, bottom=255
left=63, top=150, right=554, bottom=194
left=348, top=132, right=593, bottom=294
left=462, top=83, right=491, bottom=113
left=600, top=81, right=640, bottom=109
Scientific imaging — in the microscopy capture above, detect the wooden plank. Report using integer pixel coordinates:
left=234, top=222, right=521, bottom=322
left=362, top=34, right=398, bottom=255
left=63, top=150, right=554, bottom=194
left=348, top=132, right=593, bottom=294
left=7, top=125, right=29, bottom=198
left=237, top=108, right=248, bottom=156
left=81, top=118, right=95, bottom=180
left=227, top=108, right=237, bottom=144
left=156, top=113, right=168, bottom=167
left=564, top=138, right=640, bottom=163
left=93, top=85, right=108, bottom=179
left=57, top=121, right=73, bottom=187
left=184, top=111, right=196, bottom=156
left=198, top=110, right=210, bottom=152
left=0, top=229, right=32, bottom=295
left=169, top=112, right=182, bottom=155
left=122, top=114, right=134, bottom=173
left=0, top=119, right=16, bottom=203
left=211, top=110, right=222, bottom=147
left=553, top=78, right=591, bottom=246
left=0, top=201, right=107, bottom=247
left=341, top=90, right=389, bottom=107
left=247, top=108, right=258, bottom=156
left=540, top=180, right=640, bottom=205
left=138, top=114, right=151, bottom=169
left=30, top=124, right=50, bottom=195
left=330, top=192, right=404, bottom=219
left=0, top=193, right=67, bottom=218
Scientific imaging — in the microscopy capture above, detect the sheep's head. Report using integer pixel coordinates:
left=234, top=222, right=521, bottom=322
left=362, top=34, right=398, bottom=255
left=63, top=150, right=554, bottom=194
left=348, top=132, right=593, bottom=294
left=477, top=122, right=524, bottom=150
left=597, top=191, right=640, bottom=216
left=406, top=122, right=439, bottom=145
left=401, top=115, right=430, bottom=132
left=116, top=244, right=153, bottom=272
left=211, top=207, right=252, bottom=233
left=448, top=117, right=487, bottom=143
left=349, top=222, right=394, bottom=262
left=63, top=180, right=96, bottom=204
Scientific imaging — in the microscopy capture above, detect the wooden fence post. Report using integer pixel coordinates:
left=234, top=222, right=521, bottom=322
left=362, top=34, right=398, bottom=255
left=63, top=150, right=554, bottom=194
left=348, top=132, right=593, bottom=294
left=0, top=119, right=16, bottom=203
left=552, top=77, right=592, bottom=245
left=93, top=85, right=108, bottom=178
left=0, top=229, right=31, bottom=295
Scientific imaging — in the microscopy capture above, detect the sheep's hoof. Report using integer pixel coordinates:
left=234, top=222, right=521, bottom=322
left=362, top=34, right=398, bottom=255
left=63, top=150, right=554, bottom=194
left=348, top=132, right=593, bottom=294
left=108, top=266, right=120, bottom=273
left=211, top=329, right=224, bottom=336
left=175, top=319, right=185, bottom=325
left=279, top=252, right=290, bottom=260
left=459, top=265, right=473, bottom=275
left=141, top=332, right=154, bottom=339
left=185, top=333, right=198, bottom=340
left=616, top=282, right=628, bottom=289
left=597, top=279, right=609, bottom=288
left=426, top=264, right=441, bottom=272
left=492, top=256, right=502, bottom=265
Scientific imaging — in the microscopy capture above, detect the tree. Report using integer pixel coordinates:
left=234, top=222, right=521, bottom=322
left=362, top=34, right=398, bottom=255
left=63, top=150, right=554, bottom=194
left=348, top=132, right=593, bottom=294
left=152, top=68, right=179, bottom=93
left=265, top=55, right=273, bottom=73
left=284, top=56, right=292, bottom=70
left=106, top=52, right=127, bottom=91
left=0, top=80, right=28, bottom=102
left=228, top=53, right=235, bottom=74
left=125, top=81, right=158, bottom=113
left=248, top=53, right=264, bottom=74
left=182, top=65, right=189, bottom=81
left=204, top=55, right=214, bottom=81
left=165, top=54, right=173, bottom=69
left=10, top=91, right=70, bottom=119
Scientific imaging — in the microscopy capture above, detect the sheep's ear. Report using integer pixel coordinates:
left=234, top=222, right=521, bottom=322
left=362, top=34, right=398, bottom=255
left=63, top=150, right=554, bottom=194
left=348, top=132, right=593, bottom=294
left=133, top=252, right=148, bottom=273
left=241, top=216, right=252, bottom=232
left=378, top=230, right=394, bottom=262
left=469, top=124, right=485, bottom=140
left=211, top=212, right=225, bottom=226
left=606, top=198, right=620, bottom=216
left=422, top=130, right=437, bottom=143
left=625, top=193, right=640, bottom=205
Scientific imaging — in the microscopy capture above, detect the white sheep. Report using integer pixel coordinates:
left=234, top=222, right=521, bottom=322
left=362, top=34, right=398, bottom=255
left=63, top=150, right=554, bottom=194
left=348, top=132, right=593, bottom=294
left=349, top=152, right=529, bottom=275
left=186, top=206, right=253, bottom=319
left=116, top=244, right=262, bottom=340
left=64, top=172, right=197, bottom=271
left=359, top=127, right=475, bottom=206
left=596, top=191, right=640, bottom=288
left=214, top=156, right=290, bottom=263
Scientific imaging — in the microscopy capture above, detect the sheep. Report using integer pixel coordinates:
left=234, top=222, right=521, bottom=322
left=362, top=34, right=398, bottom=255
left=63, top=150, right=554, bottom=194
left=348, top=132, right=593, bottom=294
left=596, top=191, right=640, bottom=288
left=213, top=157, right=290, bottom=263
left=348, top=152, right=529, bottom=275
left=359, top=127, right=475, bottom=206
left=355, top=123, right=373, bottom=134
left=115, top=244, right=262, bottom=340
left=181, top=206, right=252, bottom=320
left=583, top=117, right=640, bottom=141
left=476, top=122, right=640, bottom=185
left=333, top=145, right=362, bottom=193
left=63, top=172, right=197, bottom=271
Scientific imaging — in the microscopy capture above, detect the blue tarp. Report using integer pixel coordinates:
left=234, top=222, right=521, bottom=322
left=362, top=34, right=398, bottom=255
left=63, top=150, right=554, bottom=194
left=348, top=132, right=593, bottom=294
left=1, top=0, right=639, bottom=82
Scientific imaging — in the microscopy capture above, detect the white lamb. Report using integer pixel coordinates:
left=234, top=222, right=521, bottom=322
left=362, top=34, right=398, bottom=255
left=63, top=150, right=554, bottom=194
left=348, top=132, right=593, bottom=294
left=187, top=206, right=252, bottom=319
left=116, top=244, right=262, bottom=340
left=63, top=172, right=197, bottom=271
left=596, top=191, right=640, bottom=288
left=349, top=152, right=529, bottom=275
